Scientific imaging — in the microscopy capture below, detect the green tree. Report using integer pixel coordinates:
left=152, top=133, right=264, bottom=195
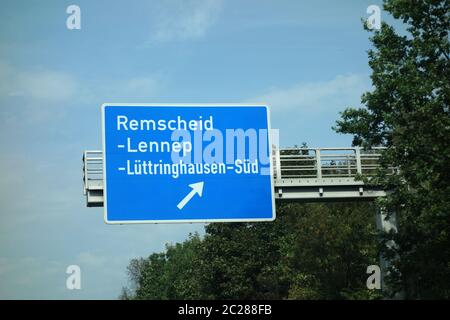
left=285, top=203, right=380, bottom=299
left=123, top=233, right=204, bottom=299
left=334, top=0, right=450, bottom=298
left=123, top=202, right=381, bottom=300
left=198, top=219, right=289, bottom=299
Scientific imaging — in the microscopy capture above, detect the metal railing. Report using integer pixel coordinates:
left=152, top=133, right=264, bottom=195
left=82, top=150, right=103, bottom=196
left=273, top=147, right=389, bottom=180
left=83, top=147, right=389, bottom=196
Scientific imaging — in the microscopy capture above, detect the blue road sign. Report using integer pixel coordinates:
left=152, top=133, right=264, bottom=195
left=102, top=104, right=275, bottom=224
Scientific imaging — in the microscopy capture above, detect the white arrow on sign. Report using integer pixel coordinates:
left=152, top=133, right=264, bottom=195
left=177, top=182, right=204, bottom=210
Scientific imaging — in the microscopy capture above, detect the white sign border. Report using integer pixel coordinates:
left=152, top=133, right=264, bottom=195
left=101, top=103, right=276, bottom=224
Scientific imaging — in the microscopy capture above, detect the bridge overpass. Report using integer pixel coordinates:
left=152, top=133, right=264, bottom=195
left=83, top=147, right=390, bottom=207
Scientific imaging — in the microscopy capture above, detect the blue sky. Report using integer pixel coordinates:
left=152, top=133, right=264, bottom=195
left=0, top=0, right=397, bottom=299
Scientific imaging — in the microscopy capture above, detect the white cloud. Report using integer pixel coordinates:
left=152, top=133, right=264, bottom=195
left=0, top=61, right=76, bottom=102
left=151, top=0, right=223, bottom=41
left=122, top=77, right=161, bottom=97
left=76, top=252, right=108, bottom=269
left=89, top=76, right=164, bottom=102
left=251, top=74, right=370, bottom=114
left=16, top=70, right=76, bottom=101
left=0, top=61, right=164, bottom=109
left=247, top=74, right=371, bottom=147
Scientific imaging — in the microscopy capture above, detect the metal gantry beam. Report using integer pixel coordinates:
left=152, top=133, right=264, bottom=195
left=83, top=147, right=390, bottom=207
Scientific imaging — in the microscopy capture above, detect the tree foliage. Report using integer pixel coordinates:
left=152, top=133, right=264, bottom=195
left=334, top=0, right=450, bottom=298
left=121, top=203, right=381, bottom=300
